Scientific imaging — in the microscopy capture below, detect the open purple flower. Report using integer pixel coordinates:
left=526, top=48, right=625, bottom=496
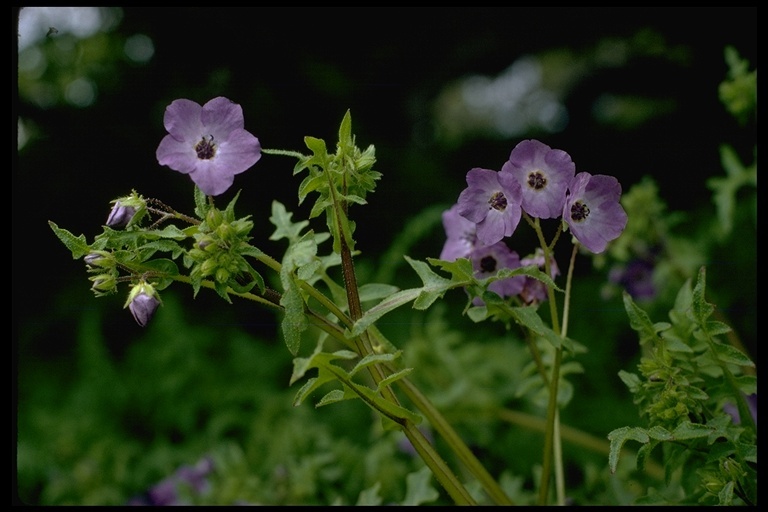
left=156, top=97, right=261, bottom=196
left=563, top=172, right=627, bottom=254
left=501, top=139, right=575, bottom=219
left=470, top=242, right=525, bottom=299
left=457, top=168, right=522, bottom=245
left=439, top=203, right=479, bottom=260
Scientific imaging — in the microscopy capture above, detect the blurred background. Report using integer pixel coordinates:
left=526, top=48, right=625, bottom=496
left=14, top=7, right=756, bottom=505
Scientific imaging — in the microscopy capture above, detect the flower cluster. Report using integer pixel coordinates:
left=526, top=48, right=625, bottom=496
left=441, top=139, right=627, bottom=303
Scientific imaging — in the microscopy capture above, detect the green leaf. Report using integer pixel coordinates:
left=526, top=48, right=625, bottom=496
left=269, top=201, right=309, bottom=243
left=623, top=291, right=670, bottom=345
left=690, top=266, right=715, bottom=324
left=710, top=342, right=755, bottom=367
left=402, top=466, right=440, bottom=505
left=349, top=351, right=402, bottom=378
left=145, top=224, right=189, bottom=240
left=607, top=426, right=650, bottom=474
left=670, top=421, right=712, bottom=440
left=193, top=184, right=208, bottom=218
left=356, top=482, right=383, bottom=506
left=304, top=135, right=328, bottom=157
left=49, top=221, right=90, bottom=259
left=349, top=288, right=422, bottom=338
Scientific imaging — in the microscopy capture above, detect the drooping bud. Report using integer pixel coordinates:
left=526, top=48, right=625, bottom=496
left=106, top=201, right=137, bottom=228
left=125, top=282, right=161, bottom=327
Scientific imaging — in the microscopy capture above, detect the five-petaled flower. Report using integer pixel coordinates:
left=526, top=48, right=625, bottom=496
left=457, top=167, right=522, bottom=246
left=501, top=139, right=575, bottom=219
left=156, top=97, right=262, bottom=196
left=470, top=242, right=525, bottom=300
left=563, top=172, right=628, bottom=254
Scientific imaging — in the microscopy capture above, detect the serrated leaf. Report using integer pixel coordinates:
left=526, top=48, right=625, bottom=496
left=733, top=374, right=757, bottom=395
left=49, top=221, right=90, bottom=259
left=269, top=201, right=309, bottom=242
left=608, top=426, right=650, bottom=473
left=670, top=421, right=712, bottom=440
left=146, top=224, right=189, bottom=240
left=711, top=342, right=755, bottom=367
left=704, top=320, right=732, bottom=336
left=316, top=388, right=353, bottom=407
left=618, top=370, right=642, bottom=392
left=623, top=291, right=669, bottom=345
left=193, top=185, right=208, bottom=218
left=691, top=266, right=715, bottom=323
left=647, top=426, right=674, bottom=441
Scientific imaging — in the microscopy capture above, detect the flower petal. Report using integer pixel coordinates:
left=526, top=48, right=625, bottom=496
left=163, top=99, right=204, bottom=142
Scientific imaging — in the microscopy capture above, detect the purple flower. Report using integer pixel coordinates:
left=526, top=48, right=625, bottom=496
left=470, top=242, right=525, bottom=299
left=126, top=282, right=161, bottom=327
left=724, top=393, right=757, bottom=426
left=608, top=258, right=656, bottom=300
left=439, top=204, right=479, bottom=260
left=106, top=200, right=137, bottom=228
left=519, top=248, right=560, bottom=305
left=457, top=167, right=522, bottom=245
left=130, top=456, right=215, bottom=506
left=562, top=172, right=628, bottom=254
left=156, top=97, right=262, bottom=196
left=501, top=139, right=575, bottom=219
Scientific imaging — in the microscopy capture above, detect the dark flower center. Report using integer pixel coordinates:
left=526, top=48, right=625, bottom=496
left=480, top=255, right=498, bottom=273
left=488, top=191, right=507, bottom=211
left=570, top=201, right=590, bottom=222
left=195, top=135, right=216, bottom=160
left=527, top=171, right=547, bottom=190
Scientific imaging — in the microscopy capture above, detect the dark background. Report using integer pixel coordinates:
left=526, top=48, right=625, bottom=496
left=15, top=6, right=756, bottom=362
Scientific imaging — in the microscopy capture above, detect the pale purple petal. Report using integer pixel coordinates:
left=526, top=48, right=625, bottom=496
left=156, top=135, right=197, bottom=174
left=502, top=139, right=575, bottom=219
left=163, top=99, right=204, bottom=142
left=439, top=204, right=478, bottom=260
left=201, top=97, right=246, bottom=138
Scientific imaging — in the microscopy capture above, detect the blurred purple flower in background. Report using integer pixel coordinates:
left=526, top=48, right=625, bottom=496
left=724, top=393, right=757, bottom=426
left=127, top=456, right=214, bottom=505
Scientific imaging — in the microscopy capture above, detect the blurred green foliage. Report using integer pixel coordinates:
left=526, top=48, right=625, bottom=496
left=15, top=7, right=755, bottom=506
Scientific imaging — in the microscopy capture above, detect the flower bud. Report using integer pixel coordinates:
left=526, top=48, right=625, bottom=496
left=90, top=273, right=116, bottom=293
left=84, top=251, right=114, bottom=269
left=125, top=282, right=161, bottom=327
left=206, top=208, right=223, bottom=228
left=106, top=201, right=138, bottom=229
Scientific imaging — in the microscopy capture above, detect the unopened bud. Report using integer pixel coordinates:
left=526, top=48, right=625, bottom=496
left=90, top=273, right=116, bottom=292
left=84, top=251, right=114, bottom=269
left=106, top=201, right=137, bottom=229
left=125, top=282, right=161, bottom=327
